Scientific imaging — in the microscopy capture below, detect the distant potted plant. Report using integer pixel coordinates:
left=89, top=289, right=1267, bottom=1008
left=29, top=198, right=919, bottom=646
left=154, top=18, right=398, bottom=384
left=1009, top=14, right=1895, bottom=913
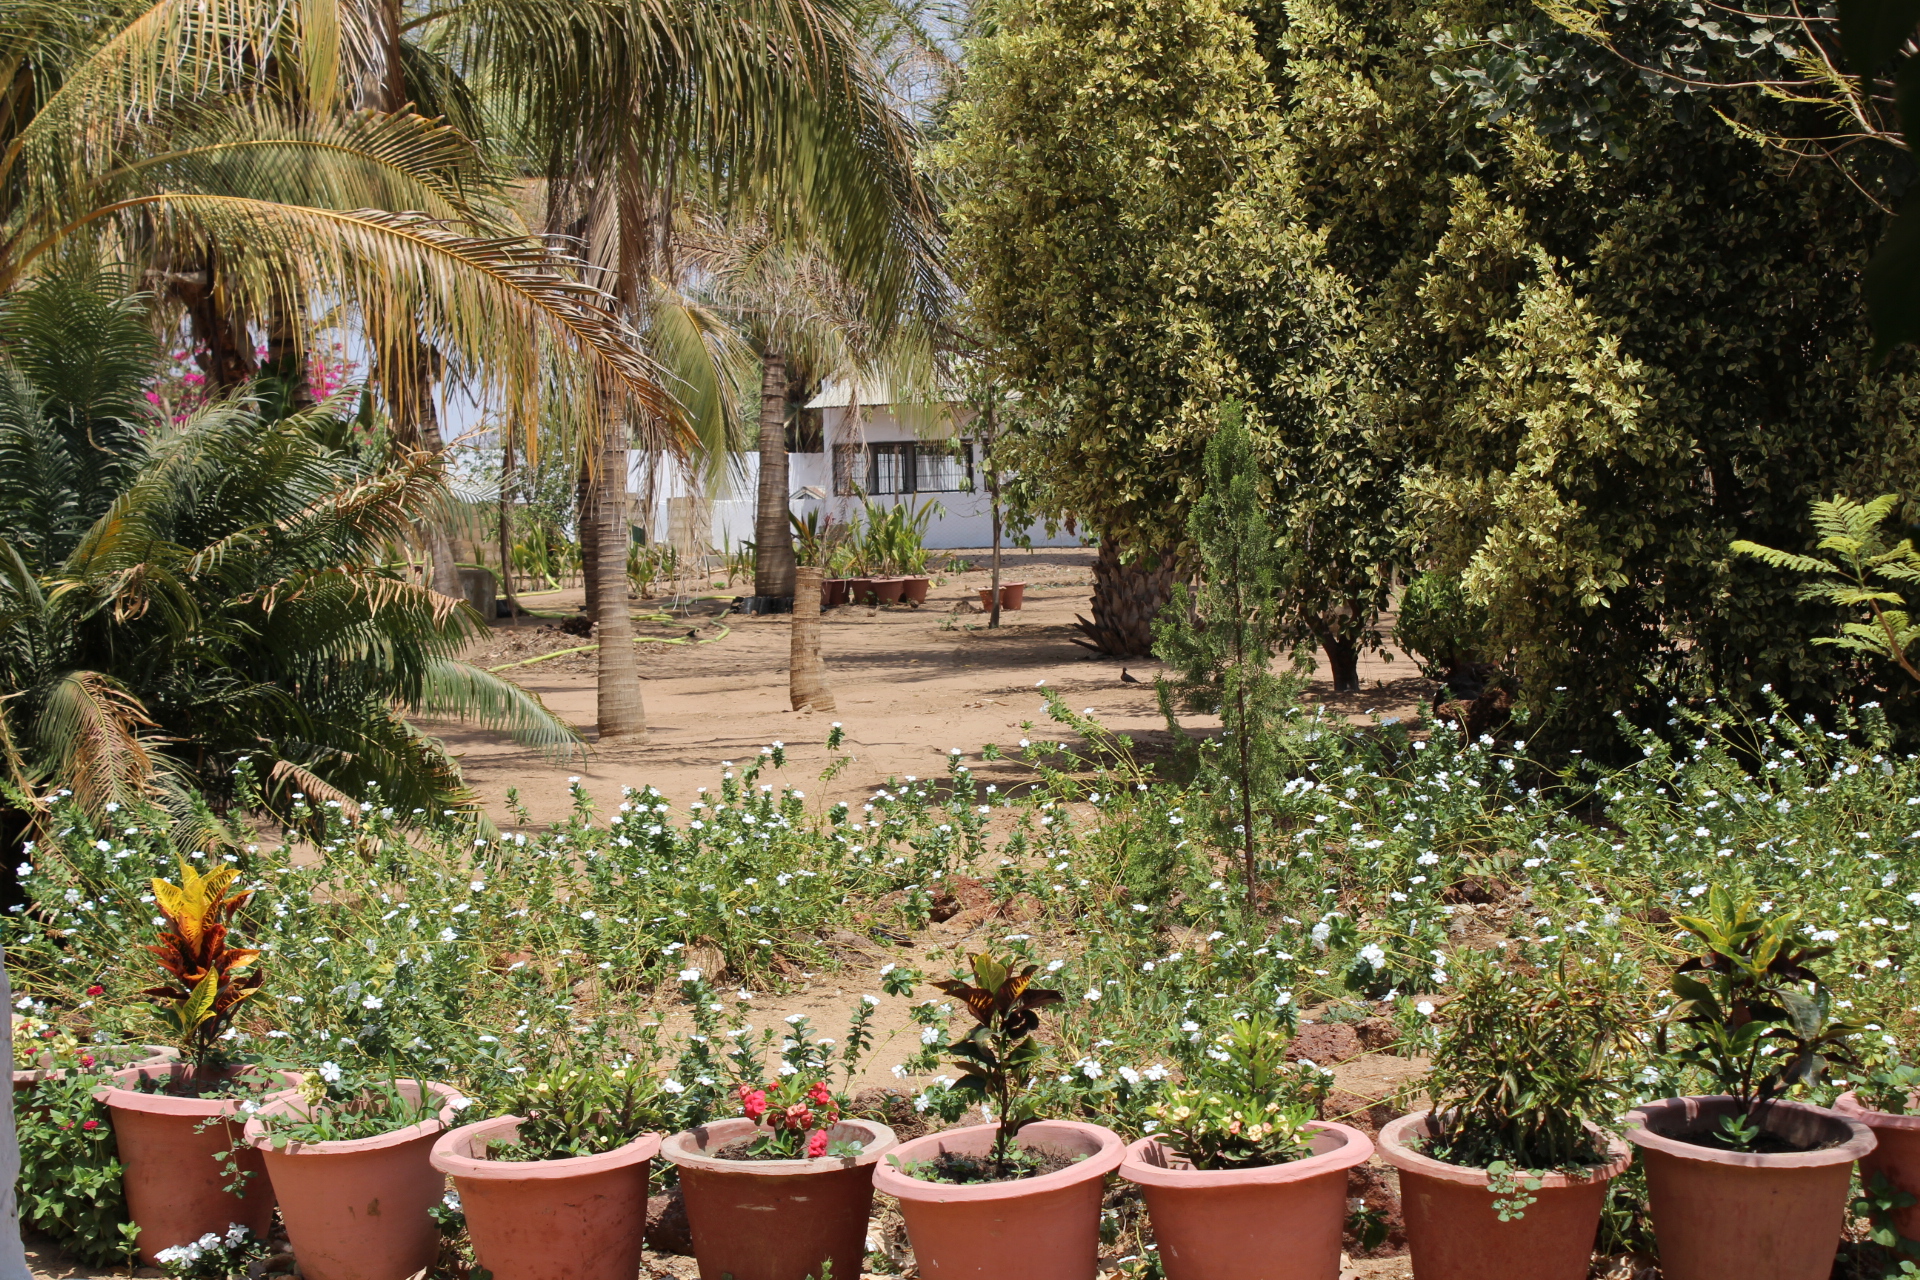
left=432, top=1063, right=665, bottom=1280
left=12, top=1008, right=176, bottom=1088
left=662, top=1009, right=896, bottom=1280
left=1623, top=888, right=1875, bottom=1280
left=244, top=1063, right=467, bottom=1280
left=1377, top=956, right=1635, bottom=1280
left=1836, top=1050, right=1920, bottom=1250
left=977, top=582, right=1026, bottom=611
left=1119, top=1014, right=1370, bottom=1280
left=94, top=859, right=291, bottom=1264
left=873, top=952, right=1124, bottom=1280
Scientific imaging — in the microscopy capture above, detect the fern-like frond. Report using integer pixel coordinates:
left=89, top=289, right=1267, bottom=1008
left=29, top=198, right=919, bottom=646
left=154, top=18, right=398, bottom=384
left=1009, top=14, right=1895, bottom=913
left=411, top=657, right=583, bottom=760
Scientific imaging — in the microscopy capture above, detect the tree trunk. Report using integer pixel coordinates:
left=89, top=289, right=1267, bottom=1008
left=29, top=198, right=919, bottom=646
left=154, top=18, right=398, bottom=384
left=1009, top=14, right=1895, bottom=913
left=500, top=425, right=523, bottom=626
left=593, top=408, right=646, bottom=741
left=985, top=406, right=1002, bottom=628
left=1319, top=633, right=1361, bottom=692
left=387, top=344, right=460, bottom=598
left=0, top=957, right=30, bottom=1280
left=173, top=250, right=257, bottom=391
left=754, top=350, right=796, bottom=599
left=790, top=566, right=835, bottom=712
left=1072, top=537, right=1180, bottom=657
left=578, top=462, right=599, bottom=615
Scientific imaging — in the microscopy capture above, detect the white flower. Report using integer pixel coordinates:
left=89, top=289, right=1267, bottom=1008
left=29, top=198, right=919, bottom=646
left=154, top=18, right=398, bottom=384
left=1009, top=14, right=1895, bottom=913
left=1083, top=988, right=1101, bottom=1002
left=862, top=994, right=879, bottom=1006
left=225, top=1224, right=251, bottom=1247
left=1076, top=1058, right=1104, bottom=1079
left=1143, top=1063, right=1171, bottom=1081
left=1310, top=922, right=1331, bottom=950
left=1812, top=930, right=1841, bottom=943
left=439, top=928, right=457, bottom=942
left=1274, top=990, right=1293, bottom=1007
left=660, top=1078, right=686, bottom=1094
left=1417, top=1001, right=1436, bottom=1017
left=921, top=1025, right=941, bottom=1044
left=1357, top=943, right=1387, bottom=969
left=1417, top=851, right=1440, bottom=866
left=1687, top=885, right=1708, bottom=898
left=362, top=995, right=384, bottom=1010
left=318, top=1061, right=343, bottom=1083
left=197, top=1233, right=222, bottom=1249
left=1118, top=1066, right=1142, bottom=1086
left=679, top=968, right=703, bottom=982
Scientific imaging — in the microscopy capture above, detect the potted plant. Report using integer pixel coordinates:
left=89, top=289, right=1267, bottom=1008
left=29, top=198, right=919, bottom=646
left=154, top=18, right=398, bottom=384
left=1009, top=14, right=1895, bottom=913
left=244, top=1063, right=466, bottom=1280
left=431, top=1063, right=664, bottom=1280
left=1118, top=1014, right=1371, bottom=1280
left=94, top=858, right=291, bottom=1264
left=872, top=952, right=1125, bottom=1280
left=977, top=582, right=1026, bottom=611
left=1377, top=956, right=1635, bottom=1280
left=13, top=1008, right=176, bottom=1089
left=1623, top=887, right=1875, bottom=1280
left=661, top=1005, right=897, bottom=1280
left=1835, top=1050, right=1920, bottom=1246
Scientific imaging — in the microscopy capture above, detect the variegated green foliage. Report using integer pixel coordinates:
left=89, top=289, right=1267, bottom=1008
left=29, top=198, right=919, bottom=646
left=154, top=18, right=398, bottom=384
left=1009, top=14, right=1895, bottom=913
left=1733, top=495, right=1920, bottom=684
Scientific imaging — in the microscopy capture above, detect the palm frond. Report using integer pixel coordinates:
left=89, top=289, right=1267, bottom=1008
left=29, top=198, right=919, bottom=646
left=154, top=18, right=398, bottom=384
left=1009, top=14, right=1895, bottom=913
left=35, top=669, right=156, bottom=812
left=412, top=657, right=583, bottom=759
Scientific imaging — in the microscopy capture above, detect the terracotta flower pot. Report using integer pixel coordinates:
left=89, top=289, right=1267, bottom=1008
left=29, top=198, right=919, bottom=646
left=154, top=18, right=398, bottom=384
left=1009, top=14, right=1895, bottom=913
left=1624, top=1095, right=1875, bottom=1280
left=821, top=578, right=848, bottom=609
left=849, top=576, right=875, bottom=606
left=1118, top=1123, right=1373, bottom=1280
left=15, top=1044, right=176, bottom=1090
left=976, top=583, right=1026, bottom=611
left=871, top=1119, right=1126, bottom=1280
left=1837, top=1090, right=1920, bottom=1240
left=95, top=1063, right=299, bottom=1264
left=900, top=576, right=931, bottom=605
left=431, top=1115, right=660, bottom=1280
left=662, top=1116, right=896, bottom=1280
left=1376, top=1111, right=1631, bottom=1280
left=244, top=1081, right=466, bottom=1280
left=871, top=577, right=906, bottom=604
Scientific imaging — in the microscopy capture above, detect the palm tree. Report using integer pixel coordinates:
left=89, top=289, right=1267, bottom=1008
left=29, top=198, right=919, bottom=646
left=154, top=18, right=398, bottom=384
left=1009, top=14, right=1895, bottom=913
left=0, top=265, right=577, bottom=825
left=441, top=0, right=943, bottom=738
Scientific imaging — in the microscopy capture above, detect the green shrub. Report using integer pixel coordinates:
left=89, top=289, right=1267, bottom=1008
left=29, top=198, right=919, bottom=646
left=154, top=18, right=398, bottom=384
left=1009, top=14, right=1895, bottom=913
left=15, top=1073, right=138, bottom=1265
left=1393, top=572, right=1489, bottom=686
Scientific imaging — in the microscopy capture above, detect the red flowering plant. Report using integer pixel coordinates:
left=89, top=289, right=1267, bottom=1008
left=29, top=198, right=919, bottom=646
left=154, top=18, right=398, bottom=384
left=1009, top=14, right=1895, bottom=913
left=730, top=1077, right=865, bottom=1159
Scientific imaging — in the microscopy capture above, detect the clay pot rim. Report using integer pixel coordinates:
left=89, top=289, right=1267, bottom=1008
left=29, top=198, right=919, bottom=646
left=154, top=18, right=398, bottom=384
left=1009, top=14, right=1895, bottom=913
left=1623, top=1095, right=1874, bottom=1169
left=242, top=1080, right=465, bottom=1156
left=1835, top=1090, right=1920, bottom=1131
left=661, top=1116, right=897, bottom=1175
left=16, top=1045, right=175, bottom=1086
left=1118, top=1121, right=1374, bottom=1189
left=1377, top=1110, right=1632, bottom=1189
left=872, top=1119, right=1125, bottom=1203
left=430, top=1114, right=663, bottom=1180
left=95, top=1063, right=300, bottom=1117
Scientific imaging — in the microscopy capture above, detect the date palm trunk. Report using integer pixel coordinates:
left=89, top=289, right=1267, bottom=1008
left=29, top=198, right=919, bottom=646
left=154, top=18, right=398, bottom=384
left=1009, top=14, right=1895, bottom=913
left=754, top=350, right=796, bottom=599
left=790, top=566, right=835, bottom=711
left=1072, top=537, right=1180, bottom=657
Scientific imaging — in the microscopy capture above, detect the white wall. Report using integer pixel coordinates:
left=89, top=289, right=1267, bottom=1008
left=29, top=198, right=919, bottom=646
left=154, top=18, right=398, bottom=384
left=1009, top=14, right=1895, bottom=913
left=626, top=401, right=1080, bottom=553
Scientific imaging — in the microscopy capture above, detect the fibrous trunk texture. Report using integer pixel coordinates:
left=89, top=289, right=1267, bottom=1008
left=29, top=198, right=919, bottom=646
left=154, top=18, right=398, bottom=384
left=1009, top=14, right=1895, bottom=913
left=754, top=351, right=796, bottom=598
left=593, top=410, right=646, bottom=741
left=1072, top=538, right=1180, bottom=657
left=790, top=566, right=835, bottom=712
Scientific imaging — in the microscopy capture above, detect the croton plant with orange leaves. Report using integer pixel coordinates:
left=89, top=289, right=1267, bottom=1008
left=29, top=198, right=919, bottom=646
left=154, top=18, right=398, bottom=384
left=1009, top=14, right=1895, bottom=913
left=143, top=858, right=265, bottom=1073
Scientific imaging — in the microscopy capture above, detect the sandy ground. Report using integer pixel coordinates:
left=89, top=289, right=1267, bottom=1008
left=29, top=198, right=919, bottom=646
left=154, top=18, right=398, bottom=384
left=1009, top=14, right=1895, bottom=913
left=441, top=547, right=1432, bottom=827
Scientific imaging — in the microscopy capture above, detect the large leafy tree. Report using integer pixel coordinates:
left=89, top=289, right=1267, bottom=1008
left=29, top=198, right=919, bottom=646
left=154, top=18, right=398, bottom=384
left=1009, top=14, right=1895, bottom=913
left=0, top=266, right=576, bottom=826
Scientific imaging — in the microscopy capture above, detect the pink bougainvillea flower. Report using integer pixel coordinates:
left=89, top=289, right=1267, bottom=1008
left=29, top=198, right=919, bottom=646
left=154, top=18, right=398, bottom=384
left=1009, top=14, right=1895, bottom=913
left=806, top=1128, right=829, bottom=1158
left=86, top=984, right=104, bottom=996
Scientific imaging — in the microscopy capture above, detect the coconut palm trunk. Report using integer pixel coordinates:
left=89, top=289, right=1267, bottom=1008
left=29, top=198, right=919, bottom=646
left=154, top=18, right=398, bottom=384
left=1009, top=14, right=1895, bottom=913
left=593, top=394, right=645, bottom=741
left=754, top=350, right=797, bottom=599
left=790, top=566, right=834, bottom=710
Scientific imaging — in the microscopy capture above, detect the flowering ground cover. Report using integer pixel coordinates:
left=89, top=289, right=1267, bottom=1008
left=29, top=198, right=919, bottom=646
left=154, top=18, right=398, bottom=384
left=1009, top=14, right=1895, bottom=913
left=11, top=691, right=1919, bottom=1268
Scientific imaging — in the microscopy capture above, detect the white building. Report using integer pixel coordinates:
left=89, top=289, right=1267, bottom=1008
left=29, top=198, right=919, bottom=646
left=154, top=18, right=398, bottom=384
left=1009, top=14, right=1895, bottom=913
left=627, top=384, right=1079, bottom=554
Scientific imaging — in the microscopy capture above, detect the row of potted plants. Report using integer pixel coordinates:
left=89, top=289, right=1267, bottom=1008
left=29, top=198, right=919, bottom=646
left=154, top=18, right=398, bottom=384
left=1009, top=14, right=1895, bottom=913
left=60, top=863, right=1920, bottom=1280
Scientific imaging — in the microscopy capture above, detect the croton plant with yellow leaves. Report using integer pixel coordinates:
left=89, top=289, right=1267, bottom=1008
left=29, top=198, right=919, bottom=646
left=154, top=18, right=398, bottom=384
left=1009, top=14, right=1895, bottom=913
left=142, top=858, right=265, bottom=1075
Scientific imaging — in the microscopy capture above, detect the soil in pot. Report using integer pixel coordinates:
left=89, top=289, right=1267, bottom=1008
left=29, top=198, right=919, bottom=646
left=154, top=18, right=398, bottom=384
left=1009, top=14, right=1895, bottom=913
left=1376, top=1111, right=1631, bottom=1280
left=245, top=1080, right=464, bottom=1280
left=96, top=1063, right=297, bottom=1264
left=872, top=1119, right=1126, bottom=1280
left=900, top=1142, right=1083, bottom=1183
left=662, top=1116, right=896, bottom=1280
left=1837, top=1090, right=1920, bottom=1241
left=1119, top=1123, right=1374, bottom=1280
left=1624, top=1096, right=1875, bottom=1280
left=431, top=1115, right=661, bottom=1280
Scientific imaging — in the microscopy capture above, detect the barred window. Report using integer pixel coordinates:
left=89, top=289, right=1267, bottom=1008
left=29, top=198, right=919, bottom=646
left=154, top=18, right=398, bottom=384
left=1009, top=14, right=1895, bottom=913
left=832, top=441, right=973, bottom=495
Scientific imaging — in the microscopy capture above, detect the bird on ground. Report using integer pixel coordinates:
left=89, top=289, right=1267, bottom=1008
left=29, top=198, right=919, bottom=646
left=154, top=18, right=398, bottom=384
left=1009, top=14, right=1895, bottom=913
left=1120, top=668, right=1142, bottom=684
left=684, top=629, right=699, bottom=640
